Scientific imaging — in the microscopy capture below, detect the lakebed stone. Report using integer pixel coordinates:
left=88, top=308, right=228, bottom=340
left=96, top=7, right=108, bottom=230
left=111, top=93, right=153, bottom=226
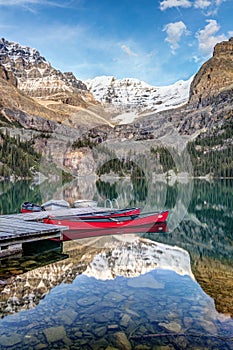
left=44, top=325, right=66, bottom=343
left=158, top=321, right=182, bottom=333
left=113, top=331, right=132, bottom=350
left=0, top=334, right=23, bottom=347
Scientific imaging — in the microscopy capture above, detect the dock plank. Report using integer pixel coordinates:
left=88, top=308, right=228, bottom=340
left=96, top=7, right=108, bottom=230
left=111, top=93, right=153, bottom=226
left=0, top=219, right=58, bottom=230
left=2, top=206, right=113, bottom=222
left=0, top=216, right=67, bottom=249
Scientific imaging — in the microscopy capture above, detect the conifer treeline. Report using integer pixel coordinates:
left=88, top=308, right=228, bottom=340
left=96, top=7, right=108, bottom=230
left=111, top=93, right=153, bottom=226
left=87, top=138, right=233, bottom=179
left=187, top=122, right=233, bottom=177
left=97, top=158, right=145, bottom=178
left=150, top=146, right=177, bottom=173
left=0, top=130, right=41, bottom=178
left=151, top=142, right=233, bottom=178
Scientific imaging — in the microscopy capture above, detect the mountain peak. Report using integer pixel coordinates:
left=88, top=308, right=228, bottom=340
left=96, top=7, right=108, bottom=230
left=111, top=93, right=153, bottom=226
left=0, top=38, right=92, bottom=106
left=0, top=37, right=46, bottom=67
left=85, top=75, right=193, bottom=121
left=189, top=37, right=233, bottom=106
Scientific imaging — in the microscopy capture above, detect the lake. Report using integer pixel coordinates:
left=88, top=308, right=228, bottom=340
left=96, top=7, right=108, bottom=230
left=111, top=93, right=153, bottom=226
left=0, top=178, right=233, bottom=349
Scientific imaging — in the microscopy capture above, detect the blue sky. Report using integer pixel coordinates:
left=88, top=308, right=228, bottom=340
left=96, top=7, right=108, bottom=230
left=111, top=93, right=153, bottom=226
left=0, top=0, right=232, bottom=85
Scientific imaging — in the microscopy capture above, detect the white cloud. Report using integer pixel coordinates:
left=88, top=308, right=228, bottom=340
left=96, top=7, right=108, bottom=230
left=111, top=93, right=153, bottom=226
left=194, top=0, right=211, bottom=9
left=160, top=0, right=228, bottom=12
left=200, top=0, right=228, bottom=15
left=196, top=19, right=227, bottom=56
left=160, top=0, right=192, bottom=11
left=121, top=45, right=138, bottom=57
left=163, top=21, right=189, bottom=53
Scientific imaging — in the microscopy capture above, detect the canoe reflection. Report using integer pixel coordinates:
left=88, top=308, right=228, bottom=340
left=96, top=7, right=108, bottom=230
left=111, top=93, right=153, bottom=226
left=62, top=222, right=168, bottom=241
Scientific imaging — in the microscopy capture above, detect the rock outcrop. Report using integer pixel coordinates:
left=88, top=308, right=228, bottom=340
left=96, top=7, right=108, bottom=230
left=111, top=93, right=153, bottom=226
left=0, top=38, right=94, bottom=107
left=0, top=63, right=17, bottom=87
left=189, top=37, right=233, bottom=107
left=0, top=64, right=74, bottom=128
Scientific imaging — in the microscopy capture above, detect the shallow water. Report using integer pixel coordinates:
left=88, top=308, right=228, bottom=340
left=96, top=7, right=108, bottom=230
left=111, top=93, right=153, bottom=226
left=0, top=179, right=233, bottom=349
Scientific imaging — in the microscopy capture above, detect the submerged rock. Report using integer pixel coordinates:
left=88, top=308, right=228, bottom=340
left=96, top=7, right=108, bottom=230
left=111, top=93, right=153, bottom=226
left=44, top=325, right=66, bottom=343
left=0, top=334, right=23, bottom=347
left=113, top=331, right=132, bottom=350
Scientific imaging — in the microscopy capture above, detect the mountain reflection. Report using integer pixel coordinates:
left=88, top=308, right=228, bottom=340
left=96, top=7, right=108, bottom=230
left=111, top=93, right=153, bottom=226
left=80, top=235, right=194, bottom=280
left=0, top=234, right=232, bottom=350
left=0, top=235, right=193, bottom=318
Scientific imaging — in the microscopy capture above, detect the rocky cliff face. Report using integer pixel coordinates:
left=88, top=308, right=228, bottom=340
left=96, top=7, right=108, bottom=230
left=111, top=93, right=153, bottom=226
left=0, top=38, right=94, bottom=107
left=0, top=62, right=83, bottom=133
left=0, top=63, right=17, bottom=87
left=189, top=37, right=233, bottom=107
left=170, top=37, right=233, bottom=138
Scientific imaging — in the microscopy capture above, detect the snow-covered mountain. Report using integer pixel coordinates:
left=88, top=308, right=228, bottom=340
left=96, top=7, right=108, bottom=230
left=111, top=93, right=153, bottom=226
left=0, top=38, right=91, bottom=102
left=85, top=75, right=193, bottom=123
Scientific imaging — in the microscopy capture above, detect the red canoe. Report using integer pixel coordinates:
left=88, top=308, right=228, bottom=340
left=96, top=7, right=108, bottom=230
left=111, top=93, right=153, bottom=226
left=44, top=210, right=169, bottom=232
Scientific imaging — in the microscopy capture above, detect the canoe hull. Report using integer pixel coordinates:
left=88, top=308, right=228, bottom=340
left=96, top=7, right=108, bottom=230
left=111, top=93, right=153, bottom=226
left=44, top=211, right=169, bottom=231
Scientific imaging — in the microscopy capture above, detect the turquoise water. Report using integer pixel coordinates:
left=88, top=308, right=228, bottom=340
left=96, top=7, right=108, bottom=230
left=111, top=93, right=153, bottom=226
left=0, top=179, right=233, bottom=349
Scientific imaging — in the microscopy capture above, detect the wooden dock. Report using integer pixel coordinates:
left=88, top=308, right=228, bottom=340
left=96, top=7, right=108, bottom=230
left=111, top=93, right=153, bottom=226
left=0, top=216, right=67, bottom=257
left=0, top=206, right=111, bottom=257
